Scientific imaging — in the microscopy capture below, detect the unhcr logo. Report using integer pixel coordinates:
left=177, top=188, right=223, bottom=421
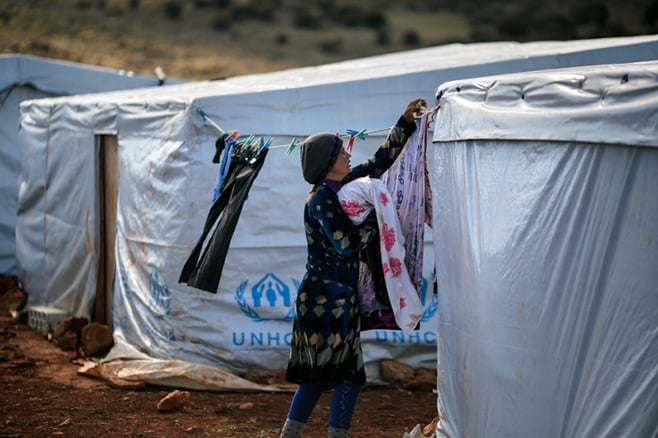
left=235, top=273, right=296, bottom=322
left=235, top=273, right=438, bottom=323
left=149, top=271, right=171, bottom=317
left=232, top=273, right=438, bottom=349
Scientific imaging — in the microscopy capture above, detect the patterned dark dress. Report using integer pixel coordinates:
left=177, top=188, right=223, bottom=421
left=285, top=116, right=417, bottom=388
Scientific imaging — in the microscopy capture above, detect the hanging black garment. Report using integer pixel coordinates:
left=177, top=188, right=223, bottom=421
left=179, top=143, right=268, bottom=293
left=212, top=136, right=226, bottom=163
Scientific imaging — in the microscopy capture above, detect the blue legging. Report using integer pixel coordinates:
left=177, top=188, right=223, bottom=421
left=287, top=381, right=361, bottom=430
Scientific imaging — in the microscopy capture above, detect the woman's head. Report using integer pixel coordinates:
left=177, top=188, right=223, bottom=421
left=300, top=133, right=350, bottom=184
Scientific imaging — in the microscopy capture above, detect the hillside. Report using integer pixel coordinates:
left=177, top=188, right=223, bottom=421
left=1, top=0, right=656, bottom=81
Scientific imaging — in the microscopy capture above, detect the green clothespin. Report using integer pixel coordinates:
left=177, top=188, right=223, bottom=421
left=244, top=134, right=256, bottom=146
left=286, top=138, right=300, bottom=155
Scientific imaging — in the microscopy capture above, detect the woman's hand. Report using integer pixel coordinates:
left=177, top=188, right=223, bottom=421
left=402, top=97, right=428, bottom=123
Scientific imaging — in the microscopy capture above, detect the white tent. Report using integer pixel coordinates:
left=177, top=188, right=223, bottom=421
left=16, top=36, right=658, bottom=385
left=0, top=54, right=180, bottom=275
left=430, top=60, right=658, bottom=437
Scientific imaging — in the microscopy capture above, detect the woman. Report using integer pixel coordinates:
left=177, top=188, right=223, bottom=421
left=281, top=97, right=427, bottom=438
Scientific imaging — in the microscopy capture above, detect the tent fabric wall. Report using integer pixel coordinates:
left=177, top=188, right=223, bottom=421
left=0, top=54, right=175, bottom=96
left=430, top=61, right=658, bottom=437
left=433, top=61, right=658, bottom=148
left=16, top=36, right=658, bottom=383
left=0, top=54, right=180, bottom=275
left=0, top=84, right=48, bottom=274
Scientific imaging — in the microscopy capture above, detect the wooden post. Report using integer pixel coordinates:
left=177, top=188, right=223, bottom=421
left=94, top=135, right=118, bottom=327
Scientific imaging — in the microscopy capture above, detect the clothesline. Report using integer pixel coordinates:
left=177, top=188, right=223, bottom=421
left=195, top=106, right=438, bottom=155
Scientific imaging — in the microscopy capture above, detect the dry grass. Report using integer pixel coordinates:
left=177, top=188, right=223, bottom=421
left=0, top=0, right=470, bottom=80
left=2, top=0, right=653, bottom=80
left=388, top=11, right=470, bottom=44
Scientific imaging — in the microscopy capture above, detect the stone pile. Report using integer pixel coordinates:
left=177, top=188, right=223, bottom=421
left=246, top=359, right=437, bottom=392
left=0, top=274, right=114, bottom=359
left=0, top=274, right=27, bottom=315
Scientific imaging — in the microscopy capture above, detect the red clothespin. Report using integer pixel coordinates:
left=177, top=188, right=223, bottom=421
left=346, top=135, right=355, bottom=153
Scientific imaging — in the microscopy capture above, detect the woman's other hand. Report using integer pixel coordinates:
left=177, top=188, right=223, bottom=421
left=402, top=97, right=428, bottom=123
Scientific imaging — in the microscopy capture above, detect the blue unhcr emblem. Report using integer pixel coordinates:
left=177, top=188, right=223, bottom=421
left=420, top=277, right=439, bottom=322
left=422, top=294, right=439, bottom=322
left=235, top=273, right=295, bottom=322
left=149, top=271, right=171, bottom=317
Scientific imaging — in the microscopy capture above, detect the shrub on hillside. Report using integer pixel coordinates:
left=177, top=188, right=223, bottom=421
left=294, top=7, right=323, bottom=29
left=164, top=1, right=183, bottom=20
left=319, top=38, right=342, bottom=53
left=275, top=33, right=289, bottom=45
left=376, top=29, right=390, bottom=46
left=325, top=4, right=387, bottom=29
left=210, top=11, right=230, bottom=31
left=401, top=30, right=421, bottom=46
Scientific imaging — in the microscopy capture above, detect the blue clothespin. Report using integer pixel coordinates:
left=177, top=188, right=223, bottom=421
left=346, top=128, right=368, bottom=140
left=196, top=107, right=226, bottom=133
left=258, top=137, right=272, bottom=151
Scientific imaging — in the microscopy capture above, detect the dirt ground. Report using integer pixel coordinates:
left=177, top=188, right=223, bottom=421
left=0, top=314, right=438, bottom=438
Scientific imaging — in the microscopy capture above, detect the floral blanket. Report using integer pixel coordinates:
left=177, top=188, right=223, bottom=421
left=338, top=176, right=423, bottom=334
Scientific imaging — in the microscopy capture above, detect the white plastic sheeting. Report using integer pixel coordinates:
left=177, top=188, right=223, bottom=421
left=16, top=36, right=658, bottom=386
left=0, top=54, right=178, bottom=274
left=80, top=359, right=296, bottom=392
left=430, top=61, right=658, bottom=437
